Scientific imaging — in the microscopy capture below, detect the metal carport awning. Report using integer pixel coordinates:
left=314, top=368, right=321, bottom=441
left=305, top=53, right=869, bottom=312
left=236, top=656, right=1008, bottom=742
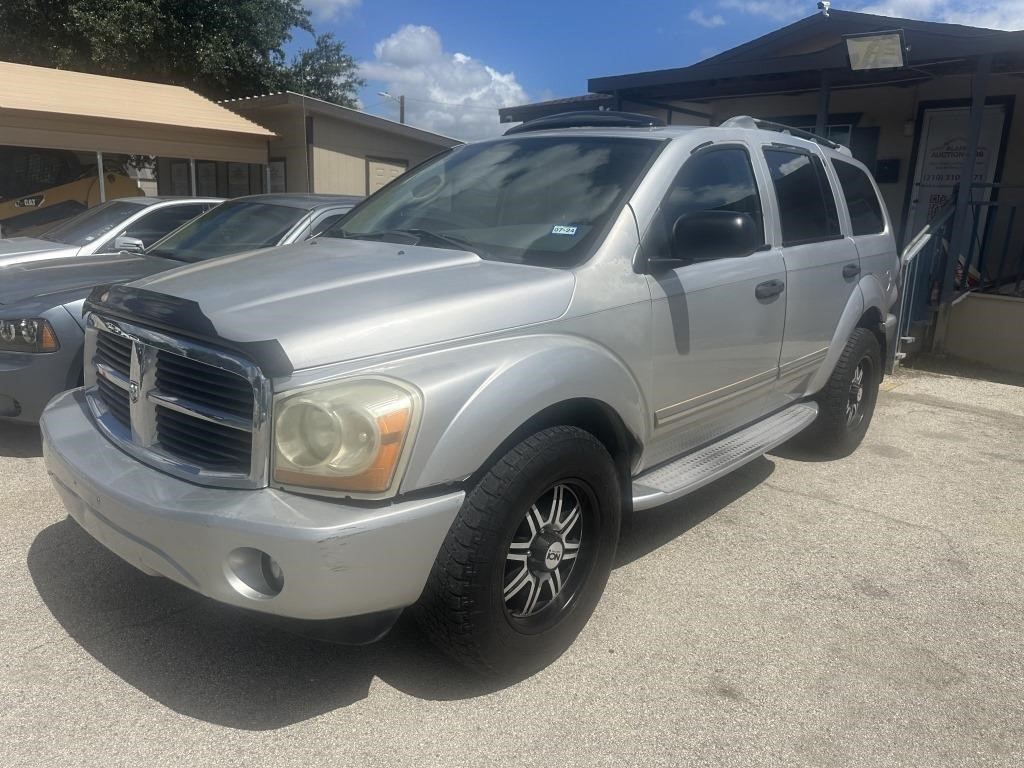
left=0, top=61, right=276, bottom=194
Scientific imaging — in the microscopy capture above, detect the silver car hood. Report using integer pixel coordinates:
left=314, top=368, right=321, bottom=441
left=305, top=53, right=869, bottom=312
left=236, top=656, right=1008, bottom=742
left=0, top=237, right=79, bottom=267
left=130, top=239, right=576, bottom=370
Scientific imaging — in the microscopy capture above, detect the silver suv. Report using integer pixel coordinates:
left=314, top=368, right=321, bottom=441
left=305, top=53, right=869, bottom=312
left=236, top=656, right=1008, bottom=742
left=40, top=112, right=899, bottom=674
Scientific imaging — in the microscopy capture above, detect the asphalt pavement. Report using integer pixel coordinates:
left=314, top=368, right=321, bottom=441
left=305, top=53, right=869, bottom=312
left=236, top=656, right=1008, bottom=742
left=1, top=367, right=1022, bottom=767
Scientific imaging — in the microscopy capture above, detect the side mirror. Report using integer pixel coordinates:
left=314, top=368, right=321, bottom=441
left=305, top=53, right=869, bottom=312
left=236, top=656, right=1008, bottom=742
left=114, top=235, right=145, bottom=253
left=648, top=210, right=762, bottom=270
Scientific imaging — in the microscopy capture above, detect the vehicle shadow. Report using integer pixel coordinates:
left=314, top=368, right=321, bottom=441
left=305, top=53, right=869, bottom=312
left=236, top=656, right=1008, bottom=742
left=0, top=423, right=42, bottom=458
left=27, top=456, right=775, bottom=731
left=616, top=455, right=774, bottom=567
left=769, top=436, right=848, bottom=463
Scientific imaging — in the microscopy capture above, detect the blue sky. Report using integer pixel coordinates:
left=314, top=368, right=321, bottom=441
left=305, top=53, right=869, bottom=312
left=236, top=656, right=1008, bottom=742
left=293, top=1, right=1024, bottom=139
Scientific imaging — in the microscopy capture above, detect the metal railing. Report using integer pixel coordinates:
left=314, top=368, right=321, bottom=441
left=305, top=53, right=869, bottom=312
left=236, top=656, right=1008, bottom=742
left=893, top=182, right=1024, bottom=368
left=910, top=182, right=1024, bottom=296
left=960, top=183, right=1024, bottom=295
left=892, top=200, right=956, bottom=369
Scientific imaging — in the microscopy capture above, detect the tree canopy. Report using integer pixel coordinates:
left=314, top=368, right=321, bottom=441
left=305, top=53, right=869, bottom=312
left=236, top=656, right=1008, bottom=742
left=0, top=0, right=363, bottom=105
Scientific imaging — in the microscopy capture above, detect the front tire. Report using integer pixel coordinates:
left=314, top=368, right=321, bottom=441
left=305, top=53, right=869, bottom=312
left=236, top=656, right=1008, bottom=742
left=416, top=426, right=621, bottom=675
left=802, top=327, right=881, bottom=456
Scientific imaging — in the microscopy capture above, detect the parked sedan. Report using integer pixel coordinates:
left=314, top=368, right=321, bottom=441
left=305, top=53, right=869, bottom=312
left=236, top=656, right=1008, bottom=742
left=0, top=193, right=361, bottom=423
left=0, top=197, right=222, bottom=268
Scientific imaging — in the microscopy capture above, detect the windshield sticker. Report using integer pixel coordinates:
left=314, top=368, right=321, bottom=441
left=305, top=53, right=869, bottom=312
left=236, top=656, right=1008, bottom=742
left=551, top=225, right=578, bottom=236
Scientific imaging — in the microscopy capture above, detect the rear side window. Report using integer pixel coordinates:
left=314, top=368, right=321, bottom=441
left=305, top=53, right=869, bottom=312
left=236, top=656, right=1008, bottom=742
left=121, top=204, right=211, bottom=247
left=832, top=159, right=885, bottom=235
left=763, top=148, right=841, bottom=246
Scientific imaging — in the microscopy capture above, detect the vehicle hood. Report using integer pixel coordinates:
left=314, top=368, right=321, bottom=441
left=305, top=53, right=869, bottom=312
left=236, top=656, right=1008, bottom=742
left=0, top=252, right=176, bottom=314
left=0, top=237, right=78, bottom=267
left=127, top=239, right=576, bottom=370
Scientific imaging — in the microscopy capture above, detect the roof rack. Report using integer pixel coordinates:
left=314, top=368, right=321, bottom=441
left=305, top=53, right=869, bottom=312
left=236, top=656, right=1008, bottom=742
left=504, top=110, right=666, bottom=135
left=720, top=115, right=851, bottom=155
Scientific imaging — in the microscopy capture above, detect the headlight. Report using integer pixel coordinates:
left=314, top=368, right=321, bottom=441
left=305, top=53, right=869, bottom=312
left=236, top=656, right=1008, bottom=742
left=273, top=378, right=420, bottom=496
left=0, top=319, right=59, bottom=353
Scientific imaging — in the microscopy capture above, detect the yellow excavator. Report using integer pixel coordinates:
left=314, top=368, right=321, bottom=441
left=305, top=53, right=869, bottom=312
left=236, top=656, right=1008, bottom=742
left=0, top=146, right=142, bottom=237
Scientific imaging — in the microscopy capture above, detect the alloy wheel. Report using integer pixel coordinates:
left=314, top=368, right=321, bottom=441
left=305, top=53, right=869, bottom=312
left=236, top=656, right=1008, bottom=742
left=846, top=357, right=871, bottom=427
left=503, top=483, right=587, bottom=621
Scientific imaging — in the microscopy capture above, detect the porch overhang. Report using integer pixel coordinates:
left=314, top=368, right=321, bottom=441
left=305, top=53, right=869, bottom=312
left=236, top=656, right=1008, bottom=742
left=0, top=61, right=275, bottom=164
left=587, top=11, right=1024, bottom=105
left=500, top=10, right=1024, bottom=124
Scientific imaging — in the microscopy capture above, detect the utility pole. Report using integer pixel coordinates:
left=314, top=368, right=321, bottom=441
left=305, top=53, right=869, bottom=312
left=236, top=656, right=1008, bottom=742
left=378, top=91, right=405, bottom=124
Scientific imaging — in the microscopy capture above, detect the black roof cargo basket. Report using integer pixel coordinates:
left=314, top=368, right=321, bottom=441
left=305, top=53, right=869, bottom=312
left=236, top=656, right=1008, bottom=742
left=504, top=110, right=667, bottom=135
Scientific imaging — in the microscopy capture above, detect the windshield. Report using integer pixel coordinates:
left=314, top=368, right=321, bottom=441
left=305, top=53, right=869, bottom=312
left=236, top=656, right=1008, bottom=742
left=42, top=200, right=144, bottom=246
left=323, top=136, right=662, bottom=267
left=147, top=200, right=306, bottom=263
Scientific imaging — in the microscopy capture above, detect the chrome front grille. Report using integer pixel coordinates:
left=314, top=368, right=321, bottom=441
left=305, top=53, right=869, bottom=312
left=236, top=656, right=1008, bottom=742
left=155, top=405, right=252, bottom=471
left=155, top=350, right=254, bottom=419
left=95, top=331, right=132, bottom=377
left=84, top=314, right=271, bottom=489
left=95, top=375, right=131, bottom=428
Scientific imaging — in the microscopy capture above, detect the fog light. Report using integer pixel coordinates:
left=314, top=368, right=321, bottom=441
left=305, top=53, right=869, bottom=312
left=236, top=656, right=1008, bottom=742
left=225, top=547, right=284, bottom=598
left=261, top=553, right=285, bottom=594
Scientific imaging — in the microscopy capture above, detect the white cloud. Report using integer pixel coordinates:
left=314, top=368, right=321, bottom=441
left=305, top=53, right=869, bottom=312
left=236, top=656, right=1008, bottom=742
left=303, top=0, right=361, bottom=21
left=717, top=0, right=806, bottom=22
left=855, top=1, right=1024, bottom=30
left=361, top=25, right=528, bottom=141
left=689, top=8, right=727, bottom=28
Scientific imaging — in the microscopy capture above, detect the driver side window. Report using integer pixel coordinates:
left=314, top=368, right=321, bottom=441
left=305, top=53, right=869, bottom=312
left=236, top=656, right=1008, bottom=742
left=647, top=146, right=765, bottom=263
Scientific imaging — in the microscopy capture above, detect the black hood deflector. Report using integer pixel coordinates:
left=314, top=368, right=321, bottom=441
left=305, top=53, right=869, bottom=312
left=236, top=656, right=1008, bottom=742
left=85, top=284, right=294, bottom=377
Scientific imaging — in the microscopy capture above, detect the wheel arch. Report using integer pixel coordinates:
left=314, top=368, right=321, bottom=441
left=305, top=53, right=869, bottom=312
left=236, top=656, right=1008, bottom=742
left=808, top=278, right=890, bottom=393
left=466, top=397, right=641, bottom=513
left=399, top=337, right=648, bottom=500
left=856, top=304, right=886, bottom=375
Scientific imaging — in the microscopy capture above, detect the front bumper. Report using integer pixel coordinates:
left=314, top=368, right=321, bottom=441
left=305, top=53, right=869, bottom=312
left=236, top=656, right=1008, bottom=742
left=41, top=388, right=464, bottom=621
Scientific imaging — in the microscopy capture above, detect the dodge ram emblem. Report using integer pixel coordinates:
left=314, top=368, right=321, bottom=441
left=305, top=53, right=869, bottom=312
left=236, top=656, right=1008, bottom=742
left=129, top=379, right=140, bottom=404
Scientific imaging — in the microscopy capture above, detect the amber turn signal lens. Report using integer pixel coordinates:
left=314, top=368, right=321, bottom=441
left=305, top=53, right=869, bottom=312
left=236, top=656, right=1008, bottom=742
left=40, top=322, right=59, bottom=352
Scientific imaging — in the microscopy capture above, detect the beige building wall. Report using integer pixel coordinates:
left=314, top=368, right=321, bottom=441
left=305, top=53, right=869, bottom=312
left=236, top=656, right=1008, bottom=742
left=944, top=293, right=1024, bottom=374
left=224, top=94, right=459, bottom=197
left=256, top=109, right=312, bottom=193
left=310, top=119, right=446, bottom=196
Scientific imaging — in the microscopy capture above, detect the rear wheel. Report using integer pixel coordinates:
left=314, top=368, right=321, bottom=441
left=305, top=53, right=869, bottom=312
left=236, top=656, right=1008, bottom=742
left=801, top=327, right=881, bottom=456
left=415, top=426, right=620, bottom=675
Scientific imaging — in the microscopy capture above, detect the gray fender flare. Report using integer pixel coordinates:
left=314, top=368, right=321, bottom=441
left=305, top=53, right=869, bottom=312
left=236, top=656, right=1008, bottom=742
left=399, top=336, right=648, bottom=492
left=807, top=276, right=890, bottom=393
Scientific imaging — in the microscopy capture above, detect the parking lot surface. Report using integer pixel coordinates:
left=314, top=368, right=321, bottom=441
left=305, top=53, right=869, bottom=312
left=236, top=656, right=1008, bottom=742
left=2, top=368, right=1022, bottom=767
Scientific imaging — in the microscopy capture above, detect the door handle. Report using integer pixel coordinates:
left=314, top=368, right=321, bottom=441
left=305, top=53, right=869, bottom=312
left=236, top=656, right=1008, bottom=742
left=843, top=263, right=861, bottom=279
left=755, top=279, right=785, bottom=299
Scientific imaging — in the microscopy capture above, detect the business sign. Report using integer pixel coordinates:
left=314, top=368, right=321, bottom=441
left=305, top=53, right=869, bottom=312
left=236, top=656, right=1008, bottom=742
left=906, top=105, right=1005, bottom=245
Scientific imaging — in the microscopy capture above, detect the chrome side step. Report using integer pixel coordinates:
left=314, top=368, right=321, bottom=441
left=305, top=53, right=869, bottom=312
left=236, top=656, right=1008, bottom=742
left=631, top=402, right=819, bottom=511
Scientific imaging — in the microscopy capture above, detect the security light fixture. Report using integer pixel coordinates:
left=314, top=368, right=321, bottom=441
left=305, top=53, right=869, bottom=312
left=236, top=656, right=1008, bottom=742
left=845, top=30, right=907, bottom=70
